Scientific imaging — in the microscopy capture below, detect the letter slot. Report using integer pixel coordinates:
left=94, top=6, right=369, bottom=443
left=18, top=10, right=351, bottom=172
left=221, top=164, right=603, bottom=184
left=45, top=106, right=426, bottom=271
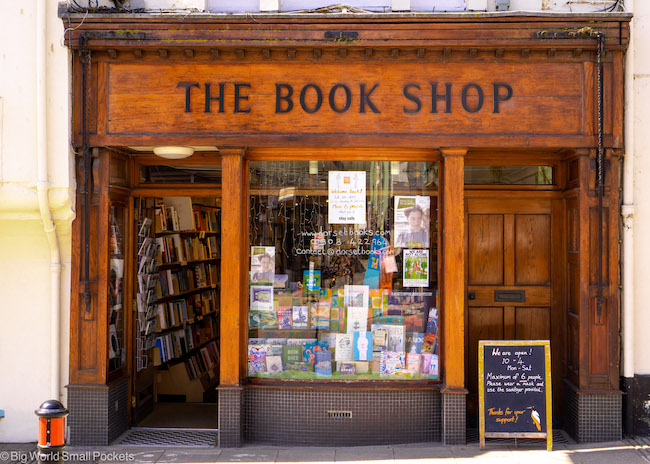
left=494, top=290, right=525, bottom=303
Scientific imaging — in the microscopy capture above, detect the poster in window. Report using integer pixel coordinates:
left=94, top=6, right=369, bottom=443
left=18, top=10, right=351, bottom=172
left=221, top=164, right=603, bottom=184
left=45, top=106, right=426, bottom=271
left=250, top=285, right=274, bottom=312
left=250, top=246, right=275, bottom=284
left=328, top=171, right=366, bottom=224
left=394, top=196, right=430, bottom=248
left=403, top=249, right=429, bottom=287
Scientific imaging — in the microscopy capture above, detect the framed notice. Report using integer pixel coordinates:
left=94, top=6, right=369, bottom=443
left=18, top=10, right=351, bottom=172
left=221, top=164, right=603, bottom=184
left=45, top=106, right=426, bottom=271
left=478, top=340, right=552, bottom=450
left=328, top=171, right=366, bottom=224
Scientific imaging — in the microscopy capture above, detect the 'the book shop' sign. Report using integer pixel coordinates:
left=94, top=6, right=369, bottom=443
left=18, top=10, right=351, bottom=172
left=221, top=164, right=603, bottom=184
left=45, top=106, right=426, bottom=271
left=478, top=340, right=552, bottom=450
left=107, top=62, right=584, bottom=137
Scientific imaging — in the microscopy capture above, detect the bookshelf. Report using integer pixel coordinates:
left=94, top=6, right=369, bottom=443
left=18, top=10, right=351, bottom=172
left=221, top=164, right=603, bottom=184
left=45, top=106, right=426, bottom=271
left=137, top=196, right=221, bottom=402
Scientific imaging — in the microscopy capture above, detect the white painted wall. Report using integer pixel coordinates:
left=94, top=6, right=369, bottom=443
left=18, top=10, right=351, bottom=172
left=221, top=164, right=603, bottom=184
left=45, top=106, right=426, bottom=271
left=629, top=1, right=650, bottom=376
left=0, top=0, right=74, bottom=442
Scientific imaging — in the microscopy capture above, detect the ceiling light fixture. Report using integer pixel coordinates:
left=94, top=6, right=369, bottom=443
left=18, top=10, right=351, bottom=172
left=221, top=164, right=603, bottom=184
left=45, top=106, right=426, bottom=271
left=153, top=146, right=195, bottom=159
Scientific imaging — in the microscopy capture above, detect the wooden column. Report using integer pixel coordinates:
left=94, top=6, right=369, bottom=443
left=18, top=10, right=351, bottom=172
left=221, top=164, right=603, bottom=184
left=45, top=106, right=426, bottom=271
left=220, top=148, right=248, bottom=385
left=441, top=148, right=467, bottom=390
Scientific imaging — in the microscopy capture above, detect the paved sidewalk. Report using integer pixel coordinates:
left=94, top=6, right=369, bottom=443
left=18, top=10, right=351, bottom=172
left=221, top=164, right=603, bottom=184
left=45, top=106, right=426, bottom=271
left=1, top=439, right=650, bottom=464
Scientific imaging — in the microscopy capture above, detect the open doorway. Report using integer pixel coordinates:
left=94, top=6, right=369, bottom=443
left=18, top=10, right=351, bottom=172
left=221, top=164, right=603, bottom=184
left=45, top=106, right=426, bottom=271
left=131, top=194, right=221, bottom=429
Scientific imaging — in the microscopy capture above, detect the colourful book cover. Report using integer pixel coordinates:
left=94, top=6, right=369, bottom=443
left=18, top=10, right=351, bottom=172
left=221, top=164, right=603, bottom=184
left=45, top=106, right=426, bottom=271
left=250, top=285, right=274, bottom=312
left=405, top=353, right=421, bottom=374
left=277, top=306, right=292, bottom=329
left=422, top=333, right=437, bottom=354
left=426, top=307, right=439, bottom=334
left=371, top=352, right=382, bottom=373
left=302, top=341, right=328, bottom=367
left=247, top=345, right=267, bottom=375
left=371, top=325, right=389, bottom=352
left=344, top=285, right=369, bottom=308
left=421, top=353, right=432, bottom=374
left=314, top=350, right=332, bottom=376
left=292, top=306, right=309, bottom=329
left=387, top=324, right=405, bottom=352
left=353, top=331, right=373, bottom=361
left=339, top=362, right=357, bottom=376
left=330, top=307, right=346, bottom=332
left=249, top=310, right=278, bottom=329
left=380, top=351, right=406, bottom=376
left=429, top=354, right=439, bottom=379
left=287, top=338, right=317, bottom=346
left=331, top=296, right=345, bottom=309
left=369, top=289, right=385, bottom=312
left=406, top=333, right=425, bottom=354
left=310, top=300, right=331, bottom=330
left=302, top=269, right=321, bottom=296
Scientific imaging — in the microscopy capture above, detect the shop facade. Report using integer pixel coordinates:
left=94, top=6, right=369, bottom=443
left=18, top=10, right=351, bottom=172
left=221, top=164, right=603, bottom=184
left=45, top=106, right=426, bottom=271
left=61, top=11, right=630, bottom=446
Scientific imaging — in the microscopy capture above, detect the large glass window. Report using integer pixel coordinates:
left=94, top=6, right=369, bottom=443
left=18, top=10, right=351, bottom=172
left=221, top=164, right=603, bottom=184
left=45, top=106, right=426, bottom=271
left=248, top=160, right=439, bottom=380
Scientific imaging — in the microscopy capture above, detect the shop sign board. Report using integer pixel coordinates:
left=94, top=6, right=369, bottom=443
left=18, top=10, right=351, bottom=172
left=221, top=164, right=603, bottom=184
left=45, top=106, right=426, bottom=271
left=478, top=340, right=552, bottom=450
left=105, top=62, right=585, bottom=139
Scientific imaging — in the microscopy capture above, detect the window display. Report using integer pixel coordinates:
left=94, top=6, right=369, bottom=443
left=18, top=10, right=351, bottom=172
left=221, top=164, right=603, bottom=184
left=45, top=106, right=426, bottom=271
left=248, top=160, right=439, bottom=380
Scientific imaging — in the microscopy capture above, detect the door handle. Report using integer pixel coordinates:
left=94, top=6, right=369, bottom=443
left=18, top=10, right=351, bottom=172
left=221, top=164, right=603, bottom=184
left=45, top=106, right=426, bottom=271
left=468, top=292, right=476, bottom=300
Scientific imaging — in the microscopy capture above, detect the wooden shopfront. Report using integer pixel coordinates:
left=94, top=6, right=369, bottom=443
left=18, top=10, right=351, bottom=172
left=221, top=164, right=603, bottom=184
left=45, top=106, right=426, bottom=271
left=61, top=11, right=630, bottom=446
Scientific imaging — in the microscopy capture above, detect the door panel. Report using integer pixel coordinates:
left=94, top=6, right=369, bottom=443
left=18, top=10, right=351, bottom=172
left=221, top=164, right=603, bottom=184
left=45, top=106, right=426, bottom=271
left=466, top=197, right=559, bottom=424
left=515, top=307, right=551, bottom=340
left=515, top=215, right=551, bottom=285
left=468, top=215, right=504, bottom=285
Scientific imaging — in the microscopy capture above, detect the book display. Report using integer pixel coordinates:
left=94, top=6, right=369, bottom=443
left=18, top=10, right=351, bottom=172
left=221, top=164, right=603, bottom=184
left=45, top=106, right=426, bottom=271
left=109, top=205, right=126, bottom=373
left=248, top=160, right=439, bottom=380
left=138, top=196, right=221, bottom=399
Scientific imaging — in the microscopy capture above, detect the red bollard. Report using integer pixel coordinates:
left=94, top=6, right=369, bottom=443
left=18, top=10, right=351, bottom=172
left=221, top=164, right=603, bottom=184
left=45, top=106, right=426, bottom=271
left=35, top=400, right=69, bottom=462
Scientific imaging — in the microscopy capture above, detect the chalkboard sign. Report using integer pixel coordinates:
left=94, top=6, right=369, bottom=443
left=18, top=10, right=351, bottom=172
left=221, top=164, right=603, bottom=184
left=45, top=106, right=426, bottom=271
left=479, top=340, right=552, bottom=450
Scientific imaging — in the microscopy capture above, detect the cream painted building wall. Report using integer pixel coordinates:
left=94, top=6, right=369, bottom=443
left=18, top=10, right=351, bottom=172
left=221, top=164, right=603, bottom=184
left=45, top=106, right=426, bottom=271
left=628, top=1, right=650, bottom=378
left=0, top=0, right=74, bottom=442
left=0, top=0, right=638, bottom=444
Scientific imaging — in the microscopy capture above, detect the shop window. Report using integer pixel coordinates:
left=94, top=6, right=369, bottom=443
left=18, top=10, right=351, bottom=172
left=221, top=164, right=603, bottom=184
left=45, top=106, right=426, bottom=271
left=248, top=160, right=439, bottom=381
left=140, top=165, right=222, bottom=184
left=465, top=166, right=553, bottom=185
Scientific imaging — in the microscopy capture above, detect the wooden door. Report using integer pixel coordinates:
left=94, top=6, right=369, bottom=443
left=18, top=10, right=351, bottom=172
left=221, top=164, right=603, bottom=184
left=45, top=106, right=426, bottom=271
left=465, top=195, right=563, bottom=424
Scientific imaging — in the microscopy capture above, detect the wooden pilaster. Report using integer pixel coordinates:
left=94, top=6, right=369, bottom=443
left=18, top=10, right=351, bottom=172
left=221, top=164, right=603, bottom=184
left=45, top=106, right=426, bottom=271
left=220, top=149, right=248, bottom=385
left=441, top=148, right=467, bottom=390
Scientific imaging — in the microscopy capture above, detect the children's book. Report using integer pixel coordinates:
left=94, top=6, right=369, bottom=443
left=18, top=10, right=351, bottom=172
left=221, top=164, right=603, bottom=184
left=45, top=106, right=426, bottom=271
left=310, top=300, right=331, bottom=330
left=380, top=351, right=406, bottom=376
left=429, top=354, right=439, bottom=379
left=371, top=326, right=389, bottom=352
left=250, top=285, right=274, bottom=312
left=426, top=307, right=439, bottom=334
left=422, top=333, right=437, bottom=354
left=303, top=269, right=321, bottom=296
left=249, top=310, right=278, bottom=329
left=344, top=285, right=369, bottom=308
left=330, top=307, right=346, bottom=332
left=335, top=334, right=353, bottom=362
left=421, top=353, right=432, bottom=374
left=314, top=350, right=332, bottom=376
left=339, top=362, right=356, bottom=375
left=248, top=345, right=268, bottom=374
left=353, top=331, right=373, bottom=361
left=265, top=355, right=283, bottom=374
left=406, top=333, right=425, bottom=354
left=371, top=352, right=382, bottom=373
left=277, top=306, right=292, bottom=329
left=302, top=341, right=328, bottom=367
left=405, top=353, right=421, bottom=374
left=292, top=306, right=309, bottom=329
left=347, top=306, right=368, bottom=333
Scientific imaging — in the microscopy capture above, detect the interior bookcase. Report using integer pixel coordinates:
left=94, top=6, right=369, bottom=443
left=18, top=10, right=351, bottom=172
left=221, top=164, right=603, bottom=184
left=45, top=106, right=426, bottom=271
left=134, top=196, right=221, bottom=403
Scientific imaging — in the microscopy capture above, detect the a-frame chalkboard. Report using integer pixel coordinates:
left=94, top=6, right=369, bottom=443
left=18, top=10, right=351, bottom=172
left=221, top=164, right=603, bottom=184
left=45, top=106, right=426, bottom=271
left=479, top=340, right=552, bottom=450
